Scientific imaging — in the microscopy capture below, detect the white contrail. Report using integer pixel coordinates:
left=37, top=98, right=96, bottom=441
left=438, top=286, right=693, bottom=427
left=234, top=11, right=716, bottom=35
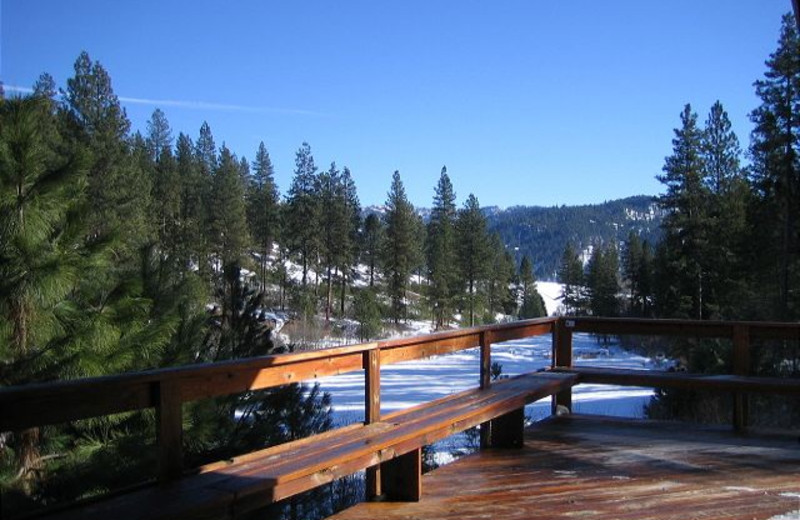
left=2, top=85, right=326, bottom=117
left=3, top=85, right=34, bottom=94
left=118, top=95, right=327, bottom=116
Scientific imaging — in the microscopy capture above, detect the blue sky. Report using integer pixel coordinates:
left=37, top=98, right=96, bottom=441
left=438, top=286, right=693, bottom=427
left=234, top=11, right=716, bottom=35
left=1, top=1, right=791, bottom=208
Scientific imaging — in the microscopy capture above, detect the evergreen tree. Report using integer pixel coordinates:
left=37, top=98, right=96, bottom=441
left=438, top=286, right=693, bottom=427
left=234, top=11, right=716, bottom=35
left=382, top=171, right=415, bottom=323
left=655, top=104, right=709, bottom=319
left=749, top=13, right=800, bottom=320
left=426, top=167, right=457, bottom=329
left=586, top=243, right=621, bottom=317
left=209, top=146, right=248, bottom=268
left=622, top=232, right=654, bottom=317
left=63, top=51, right=147, bottom=246
left=176, top=132, right=206, bottom=270
left=558, top=243, right=585, bottom=315
left=361, top=213, right=384, bottom=288
left=147, top=111, right=181, bottom=263
left=701, top=101, right=749, bottom=319
left=318, top=162, right=344, bottom=321
left=456, top=194, right=490, bottom=326
left=146, top=108, right=173, bottom=162
left=338, top=167, right=361, bottom=316
left=285, top=142, right=320, bottom=288
left=486, top=233, right=516, bottom=318
left=247, top=142, right=280, bottom=292
left=518, top=255, right=546, bottom=319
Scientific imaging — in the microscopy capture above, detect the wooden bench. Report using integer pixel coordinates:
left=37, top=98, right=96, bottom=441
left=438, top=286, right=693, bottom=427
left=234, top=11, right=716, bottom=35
left=44, top=371, right=578, bottom=520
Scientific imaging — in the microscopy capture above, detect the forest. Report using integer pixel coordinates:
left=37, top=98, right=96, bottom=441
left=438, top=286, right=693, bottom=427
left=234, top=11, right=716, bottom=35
left=0, top=11, right=798, bottom=520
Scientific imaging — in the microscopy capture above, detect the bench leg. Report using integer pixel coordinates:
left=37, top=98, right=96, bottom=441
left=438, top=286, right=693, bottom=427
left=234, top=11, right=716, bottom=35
left=489, top=407, right=525, bottom=449
left=380, top=448, right=421, bottom=501
left=365, top=466, right=381, bottom=500
left=552, top=388, right=572, bottom=416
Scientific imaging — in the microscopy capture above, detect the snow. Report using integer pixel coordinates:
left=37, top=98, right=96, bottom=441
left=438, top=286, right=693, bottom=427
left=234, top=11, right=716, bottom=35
left=536, top=281, right=564, bottom=316
left=318, top=332, right=655, bottom=427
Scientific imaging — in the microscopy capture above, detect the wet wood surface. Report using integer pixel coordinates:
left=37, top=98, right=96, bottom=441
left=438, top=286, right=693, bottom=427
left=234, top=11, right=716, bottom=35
left=328, top=415, right=800, bottom=520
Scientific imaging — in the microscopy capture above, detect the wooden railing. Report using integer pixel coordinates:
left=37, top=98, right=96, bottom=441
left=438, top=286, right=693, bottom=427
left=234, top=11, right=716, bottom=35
left=0, top=317, right=557, bottom=485
left=1, top=316, right=798, bottom=518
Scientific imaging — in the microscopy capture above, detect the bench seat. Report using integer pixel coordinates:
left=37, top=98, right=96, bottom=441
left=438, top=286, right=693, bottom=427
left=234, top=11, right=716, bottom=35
left=45, top=371, right=578, bottom=520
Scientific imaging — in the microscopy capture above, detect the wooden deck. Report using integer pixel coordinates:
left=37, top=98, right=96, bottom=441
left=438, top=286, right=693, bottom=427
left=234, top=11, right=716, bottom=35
left=328, top=415, right=800, bottom=520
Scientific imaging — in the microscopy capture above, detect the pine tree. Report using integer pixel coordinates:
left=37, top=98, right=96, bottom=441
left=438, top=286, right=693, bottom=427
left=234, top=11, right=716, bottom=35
left=209, top=146, right=248, bottom=268
left=701, top=101, right=748, bottom=319
left=318, top=162, right=344, bottom=321
left=749, top=13, right=800, bottom=320
left=146, top=108, right=173, bottom=162
left=247, top=142, right=280, bottom=292
left=382, top=171, right=415, bottom=323
left=426, top=167, right=457, bottom=329
left=63, top=51, right=147, bottom=247
left=655, top=104, right=709, bottom=319
left=338, top=167, right=361, bottom=316
left=456, top=194, right=490, bottom=326
left=285, top=143, right=320, bottom=288
left=518, top=255, right=546, bottom=319
left=0, top=96, right=94, bottom=489
left=558, top=243, right=585, bottom=315
left=361, top=213, right=384, bottom=288
left=486, top=233, right=516, bottom=318
left=586, top=243, right=620, bottom=317
left=147, top=111, right=181, bottom=264
left=174, top=133, right=203, bottom=270
left=194, top=122, right=217, bottom=276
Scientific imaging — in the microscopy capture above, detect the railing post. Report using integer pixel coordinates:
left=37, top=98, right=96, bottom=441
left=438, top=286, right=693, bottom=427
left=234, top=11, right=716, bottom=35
left=552, top=319, right=574, bottom=415
left=364, top=348, right=381, bottom=499
left=156, top=380, right=183, bottom=483
left=732, top=325, right=750, bottom=432
left=479, top=330, right=492, bottom=449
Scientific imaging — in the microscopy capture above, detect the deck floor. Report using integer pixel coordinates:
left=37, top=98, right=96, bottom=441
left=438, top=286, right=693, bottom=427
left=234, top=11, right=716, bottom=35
left=328, top=415, right=800, bottom=520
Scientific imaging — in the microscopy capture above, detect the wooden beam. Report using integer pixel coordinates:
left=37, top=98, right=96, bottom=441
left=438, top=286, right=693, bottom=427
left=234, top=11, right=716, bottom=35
left=156, top=380, right=183, bottom=483
left=364, top=349, right=382, bottom=499
left=489, top=407, right=525, bottom=449
left=381, top=448, right=422, bottom=502
left=553, top=319, right=573, bottom=413
left=732, top=325, right=750, bottom=432
left=479, top=330, right=492, bottom=449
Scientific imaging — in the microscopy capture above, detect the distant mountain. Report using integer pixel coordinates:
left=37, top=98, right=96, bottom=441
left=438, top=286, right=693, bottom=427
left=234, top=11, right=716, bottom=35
left=363, top=195, right=664, bottom=281
left=486, top=195, right=663, bottom=280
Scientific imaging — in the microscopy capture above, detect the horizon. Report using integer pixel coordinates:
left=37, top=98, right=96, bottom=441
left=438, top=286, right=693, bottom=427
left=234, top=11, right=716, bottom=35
left=1, top=1, right=791, bottom=208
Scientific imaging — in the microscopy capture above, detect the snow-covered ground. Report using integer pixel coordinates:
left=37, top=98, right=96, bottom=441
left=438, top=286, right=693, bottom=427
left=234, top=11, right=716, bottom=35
left=319, top=332, right=655, bottom=427
left=536, top=281, right=564, bottom=316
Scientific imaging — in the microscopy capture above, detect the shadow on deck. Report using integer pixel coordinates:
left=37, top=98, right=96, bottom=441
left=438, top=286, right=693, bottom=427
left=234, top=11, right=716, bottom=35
left=328, top=414, right=800, bottom=520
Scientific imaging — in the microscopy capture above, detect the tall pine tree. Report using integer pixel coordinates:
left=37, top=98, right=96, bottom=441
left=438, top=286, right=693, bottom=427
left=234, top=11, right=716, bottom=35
left=426, top=167, right=457, bottom=329
left=382, top=171, right=415, bottom=323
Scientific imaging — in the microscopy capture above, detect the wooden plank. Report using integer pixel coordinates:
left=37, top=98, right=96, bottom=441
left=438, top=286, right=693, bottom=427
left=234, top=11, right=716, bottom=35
left=381, top=448, right=421, bottom=501
left=177, top=352, right=365, bottom=402
left=732, top=324, right=750, bottom=431
left=0, top=344, right=378, bottom=431
left=380, top=334, right=481, bottom=365
left=364, top=349, right=381, bottom=499
left=327, top=415, right=800, bottom=520
left=0, top=380, right=153, bottom=432
left=156, top=380, right=183, bottom=483
left=560, top=366, right=800, bottom=394
left=569, top=317, right=735, bottom=338
left=488, top=321, right=553, bottom=344
left=479, top=330, right=492, bottom=449
left=553, top=320, right=573, bottom=413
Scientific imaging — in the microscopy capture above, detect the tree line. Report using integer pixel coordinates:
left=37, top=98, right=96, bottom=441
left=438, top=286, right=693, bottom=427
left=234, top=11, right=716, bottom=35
left=558, top=14, right=799, bottom=325
left=0, top=50, right=545, bottom=516
left=556, top=14, right=799, bottom=427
